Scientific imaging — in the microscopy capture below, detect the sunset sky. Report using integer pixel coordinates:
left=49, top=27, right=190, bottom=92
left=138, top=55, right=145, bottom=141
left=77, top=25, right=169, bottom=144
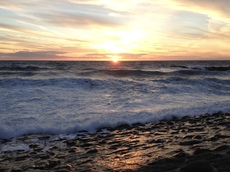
left=0, top=0, right=230, bottom=61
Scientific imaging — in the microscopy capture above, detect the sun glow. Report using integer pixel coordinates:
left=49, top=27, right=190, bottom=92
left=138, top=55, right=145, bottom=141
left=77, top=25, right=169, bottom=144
left=94, top=29, right=146, bottom=56
left=112, top=58, right=119, bottom=63
left=109, top=55, right=121, bottom=63
left=101, top=42, right=124, bottom=54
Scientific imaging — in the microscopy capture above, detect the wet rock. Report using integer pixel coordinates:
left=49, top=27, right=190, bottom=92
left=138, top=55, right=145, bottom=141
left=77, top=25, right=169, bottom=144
left=179, top=140, right=201, bottom=146
left=213, top=145, right=229, bottom=151
left=11, top=167, right=28, bottom=172
left=170, top=131, right=179, bottom=134
left=192, top=135, right=202, bottom=140
left=180, top=162, right=217, bottom=172
left=132, top=122, right=145, bottom=127
left=218, top=121, right=230, bottom=125
left=154, top=132, right=164, bottom=135
left=81, top=143, right=93, bottom=148
left=29, top=144, right=40, bottom=149
left=210, top=134, right=230, bottom=141
left=181, top=116, right=191, bottom=121
left=113, top=124, right=131, bottom=131
left=38, top=135, right=51, bottom=140
left=183, top=135, right=195, bottom=139
left=157, top=129, right=168, bottom=132
left=14, top=154, right=30, bottom=161
left=34, top=147, right=43, bottom=152
left=173, top=150, right=188, bottom=158
left=32, top=161, right=50, bottom=170
left=65, top=140, right=77, bottom=146
left=53, top=164, right=72, bottom=171
left=29, top=152, right=37, bottom=155
left=48, top=159, right=61, bottom=168
left=35, top=153, right=50, bottom=159
left=54, top=153, right=67, bottom=159
left=166, top=121, right=174, bottom=125
left=0, top=139, right=11, bottom=144
left=188, top=127, right=204, bottom=132
left=86, top=149, right=98, bottom=154
left=49, top=146, right=59, bottom=151
left=68, top=148, right=76, bottom=153
left=193, top=148, right=211, bottom=155
left=146, top=139, right=157, bottom=144
left=155, top=139, right=165, bottom=143
left=47, top=151, right=55, bottom=156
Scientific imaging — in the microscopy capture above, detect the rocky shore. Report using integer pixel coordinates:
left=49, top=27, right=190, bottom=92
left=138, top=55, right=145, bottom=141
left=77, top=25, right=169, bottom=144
left=0, top=112, right=230, bottom=172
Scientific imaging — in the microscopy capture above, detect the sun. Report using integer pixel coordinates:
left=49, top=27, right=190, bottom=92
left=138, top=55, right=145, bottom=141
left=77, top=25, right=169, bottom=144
left=109, top=55, right=121, bottom=63
left=113, top=58, right=118, bottom=63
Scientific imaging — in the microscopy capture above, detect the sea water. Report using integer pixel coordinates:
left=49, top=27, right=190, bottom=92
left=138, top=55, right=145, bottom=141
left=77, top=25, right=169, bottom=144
left=0, top=61, right=230, bottom=140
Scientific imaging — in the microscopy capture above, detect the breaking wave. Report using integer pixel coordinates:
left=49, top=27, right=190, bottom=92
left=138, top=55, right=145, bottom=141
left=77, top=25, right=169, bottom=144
left=0, top=61, right=230, bottom=140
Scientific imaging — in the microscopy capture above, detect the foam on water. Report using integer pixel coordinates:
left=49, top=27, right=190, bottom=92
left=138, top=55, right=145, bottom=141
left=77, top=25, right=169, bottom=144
left=0, top=61, right=230, bottom=140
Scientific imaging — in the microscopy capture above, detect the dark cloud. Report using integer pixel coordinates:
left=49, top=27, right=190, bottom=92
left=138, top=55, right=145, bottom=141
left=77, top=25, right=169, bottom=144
left=0, top=51, right=67, bottom=60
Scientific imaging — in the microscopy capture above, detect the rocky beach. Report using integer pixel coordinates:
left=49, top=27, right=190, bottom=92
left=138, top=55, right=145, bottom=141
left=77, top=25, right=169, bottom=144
left=0, top=112, right=229, bottom=172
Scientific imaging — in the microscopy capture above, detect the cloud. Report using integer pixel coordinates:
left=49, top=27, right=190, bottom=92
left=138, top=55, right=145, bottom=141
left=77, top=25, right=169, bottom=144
left=0, top=23, right=57, bottom=38
left=35, top=9, right=122, bottom=28
left=85, top=53, right=146, bottom=60
left=170, top=0, right=230, bottom=19
left=208, top=19, right=230, bottom=35
left=0, top=23, right=27, bottom=33
left=0, top=0, right=125, bottom=28
left=0, top=22, right=87, bottom=47
left=0, top=51, right=67, bottom=60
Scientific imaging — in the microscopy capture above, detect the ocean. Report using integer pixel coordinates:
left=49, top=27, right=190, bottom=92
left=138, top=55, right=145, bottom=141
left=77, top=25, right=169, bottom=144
left=0, top=61, right=230, bottom=140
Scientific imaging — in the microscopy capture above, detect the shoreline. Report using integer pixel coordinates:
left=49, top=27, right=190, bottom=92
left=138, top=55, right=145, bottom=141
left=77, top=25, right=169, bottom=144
left=0, top=112, right=230, bottom=172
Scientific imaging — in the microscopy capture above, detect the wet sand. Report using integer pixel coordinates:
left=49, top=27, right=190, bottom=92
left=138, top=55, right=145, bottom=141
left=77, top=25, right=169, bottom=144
left=0, top=112, right=230, bottom=172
